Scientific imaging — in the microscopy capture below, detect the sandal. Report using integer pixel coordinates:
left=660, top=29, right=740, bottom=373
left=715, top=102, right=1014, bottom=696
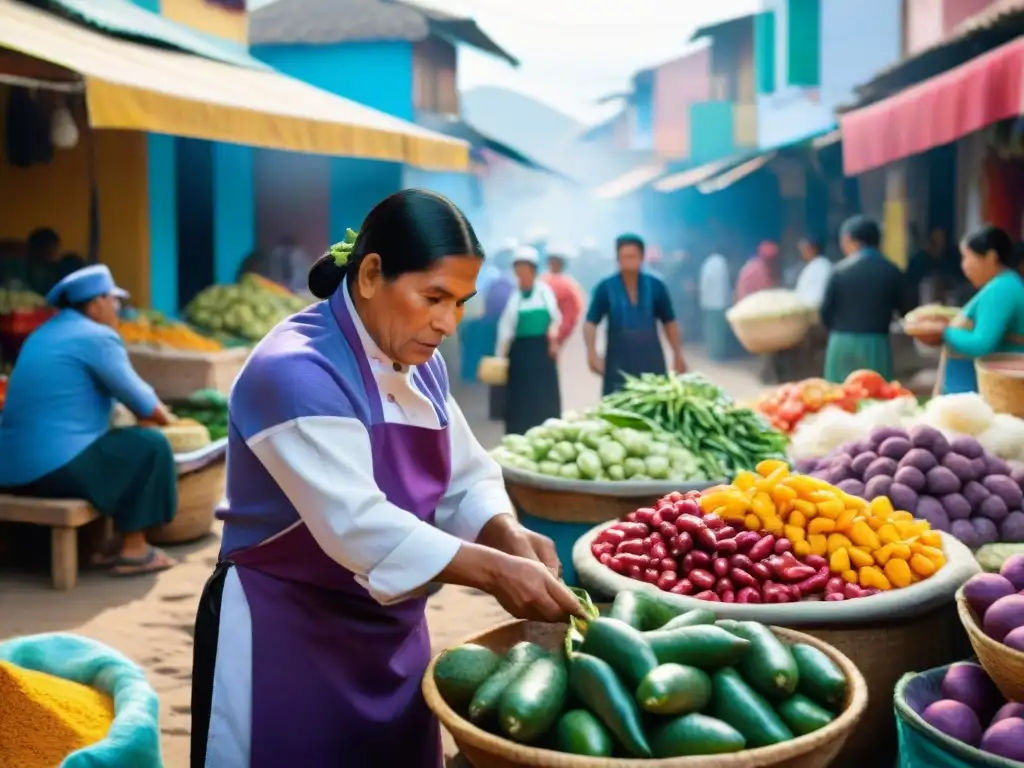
left=109, top=546, right=177, bottom=577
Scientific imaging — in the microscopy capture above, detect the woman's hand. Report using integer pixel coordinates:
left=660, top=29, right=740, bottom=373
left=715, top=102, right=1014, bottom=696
left=548, top=336, right=560, bottom=359
left=587, top=351, right=605, bottom=376
left=488, top=555, right=587, bottom=623
left=478, top=515, right=561, bottom=577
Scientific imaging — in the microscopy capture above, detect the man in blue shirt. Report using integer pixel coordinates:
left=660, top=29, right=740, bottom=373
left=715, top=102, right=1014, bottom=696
left=584, top=233, right=687, bottom=395
left=0, top=265, right=179, bottom=576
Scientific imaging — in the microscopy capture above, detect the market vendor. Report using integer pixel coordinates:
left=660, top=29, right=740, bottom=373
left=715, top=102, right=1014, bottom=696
left=497, top=245, right=562, bottom=435
left=820, top=216, right=911, bottom=383
left=190, top=189, right=584, bottom=768
left=0, top=265, right=178, bottom=576
left=915, top=225, right=1024, bottom=394
left=584, top=233, right=686, bottom=395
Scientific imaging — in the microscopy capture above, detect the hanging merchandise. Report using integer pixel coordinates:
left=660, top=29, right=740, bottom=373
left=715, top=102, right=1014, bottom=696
left=49, top=99, right=79, bottom=150
left=3, top=87, right=53, bottom=168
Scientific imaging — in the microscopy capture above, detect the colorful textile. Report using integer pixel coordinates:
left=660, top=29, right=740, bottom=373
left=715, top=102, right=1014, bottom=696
left=496, top=281, right=560, bottom=356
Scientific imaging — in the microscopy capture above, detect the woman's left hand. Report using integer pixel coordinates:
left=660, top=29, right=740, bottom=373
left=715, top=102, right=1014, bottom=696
left=548, top=337, right=560, bottom=359
left=478, top=515, right=562, bottom=577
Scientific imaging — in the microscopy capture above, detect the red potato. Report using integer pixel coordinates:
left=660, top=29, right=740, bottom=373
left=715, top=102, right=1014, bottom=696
left=665, top=491, right=684, bottom=502
left=658, top=522, right=679, bottom=540
left=778, top=564, right=816, bottom=583
left=715, top=577, right=733, bottom=594
left=826, top=577, right=846, bottom=595
left=674, top=499, right=701, bottom=517
left=660, top=506, right=681, bottom=523
left=713, top=558, right=730, bottom=578
left=591, top=541, right=615, bottom=557
left=616, top=553, right=649, bottom=570
left=715, top=538, right=739, bottom=555
left=618, top=522, right=650, bottom=539
left=671, top=532, right=693, bottom=557
left=658, top=558, right=677, bottom=572
left=650, top=542, right=668, bottom=560
left=689, top=569, right=716, bottom=591
left=606, top=556, right=626, bottom=573
left=730, top=568, right=759, bottom=589
left=676, top=515, right=718, bottom=551
left=717, top=526, right=737, bottom=540
left=643, top=568, right=660, bottom=584
left=774, top=538, right=794, bottom=555
left=843, top=582, right=867, bottom=600
left=635, top=507, right=657, bottom=525
left=729, top=554, right=756, bottom=573
left=596, top=527, right=626, bottom=546
left=737, top=587, right=762, bottom=603
left=804, top=554, right=828, bottom=569
left=748, top=535, right=776, bottom=562
left=617, top=539, right=645, bottom=556
left=670, top=578, right=694, bottom=595
left=794, top=566, right=830, bottom=596
left=750, top=562, right=773, bottom=581
left=690, top=551, right=712, bottom=568
left=657, top=571, right=679, bottom=591
left=734, top=531, right=762, bottom=551
left=598, top=553, right=614, bottom=568
left=693, top=590, right=720, bottom=601
left=721, top=591, right=736, bottom=603
left=681, top=553, right=696, bottom=571
left=825, top=593, right=846, bottom=601
left=624, top=512, right=638, bottom=523
left=703, top=513, right=725, bottom=530
left=627, top=565, right=642, bottom=579
left=650, top=511, right=665, bottom=528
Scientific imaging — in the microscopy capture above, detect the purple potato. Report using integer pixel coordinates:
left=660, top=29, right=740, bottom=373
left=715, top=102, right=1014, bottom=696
left=899, top=448, right=939, bottom=474
left=951, top=435, right=985, bottom=459
left=870, top=426, right=908, bottom=448
left=836, top=479, right=866, bottom=498
left=864, top=457, right=898, bottom=481
left=969, top=458, right=987, bottom=482
left=1009, top=461, right=1024, bottom=488
left=973, top=517, right=1001, bottom=546
left=864, top=475, right=893, bottom=500
left=1004, top=626, right=1024, bottom=652
left=992, top=703, right=1024, bottom=724
left=879, top=437, right=912, bottom=461
left=963, top=480, right=991, bottom=510
left=910, top=424, right=948, bottom=455
left=984, top=475, right=1024, bottom=510
left=794, top=458, right=818, bottom=473
left=942, top=663, right=1002, bottom=723
left=894, top=466, right=926, bottom=493
left=1002, top=512, right=1024, bottom=543
left=964, top=573, right=1017, bottom=615
left=824, top=465, right=852, bottom=485
left=940, top=493, right=972, bottom=521
left=981, top=718, right=1024, bottom=761
left=850, top=451, right=878, bottom=478
left=1000, top=554, right=1024, bottom=591
left=984, top=594, right=1024, bottom=641
left=980, top=495, right=1010, bottom=523
left=986, top=455, right=1012, bottom=477
left=953, top=519, right=983, bottom=548
left=927, top=466, right=962, bottom=496
left=922, top=700, right=982, bottom=746
left=845, top=440, right=872, bottom=457
left=832, top=453, right=853, bottom=468
left=888, top=482, right=919, bottom=514
left=941, top=453, right=975, bottom=483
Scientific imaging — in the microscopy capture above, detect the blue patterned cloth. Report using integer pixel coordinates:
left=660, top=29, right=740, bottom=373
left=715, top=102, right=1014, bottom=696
left=0, top=633, right=162, bottom=768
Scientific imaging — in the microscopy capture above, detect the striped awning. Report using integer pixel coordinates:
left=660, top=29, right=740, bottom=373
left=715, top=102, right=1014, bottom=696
left=0, top=0, right=469, bottom=170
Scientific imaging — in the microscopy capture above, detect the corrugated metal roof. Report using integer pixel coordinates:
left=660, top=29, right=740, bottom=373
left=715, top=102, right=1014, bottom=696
left=250, top=0, right=517, bottom=65
left=36, top=0, right=268, bottom=70
left=854, top=0, right=1024, bottom=105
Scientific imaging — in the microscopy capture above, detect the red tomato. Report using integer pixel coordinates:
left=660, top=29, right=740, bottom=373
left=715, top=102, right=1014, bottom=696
left=844, top=370, right=887, bottom=398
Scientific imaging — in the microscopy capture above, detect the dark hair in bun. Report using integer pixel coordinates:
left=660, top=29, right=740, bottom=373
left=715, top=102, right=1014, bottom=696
left=962, top=224, right=1017, bottom=269
left=308, top=189, right=485, bottom=299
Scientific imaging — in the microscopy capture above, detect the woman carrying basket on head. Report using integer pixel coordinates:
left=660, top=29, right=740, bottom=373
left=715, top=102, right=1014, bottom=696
left=190, top=190, right=584, bottom=768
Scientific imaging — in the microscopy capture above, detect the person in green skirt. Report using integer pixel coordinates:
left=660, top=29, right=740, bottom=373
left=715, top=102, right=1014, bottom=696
left=0, top=265, right=179, bottom=576
left=915, top=225, right=1024, bottom=394
left=820, top=216, right=912, bottom=383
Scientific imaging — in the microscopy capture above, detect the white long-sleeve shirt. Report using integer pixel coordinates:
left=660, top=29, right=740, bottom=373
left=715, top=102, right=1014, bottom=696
left=795, top=255, right=833, bottom=309
left=699, top=254, right=731, bottom=310
left=496, top=280, right=562, bottom=357
left=243, top=288, right=513, bottom=605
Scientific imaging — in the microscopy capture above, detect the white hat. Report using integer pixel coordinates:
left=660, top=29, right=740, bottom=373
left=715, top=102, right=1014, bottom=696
left=512, top=245, right=540, bottom=266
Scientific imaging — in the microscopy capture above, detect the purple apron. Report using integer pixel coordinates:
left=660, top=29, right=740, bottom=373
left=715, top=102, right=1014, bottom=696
left=228, top=335, right=451, bottom=767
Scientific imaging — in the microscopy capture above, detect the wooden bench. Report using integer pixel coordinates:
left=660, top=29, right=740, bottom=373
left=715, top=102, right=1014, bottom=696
left=0, top=496, right=102, bottom=590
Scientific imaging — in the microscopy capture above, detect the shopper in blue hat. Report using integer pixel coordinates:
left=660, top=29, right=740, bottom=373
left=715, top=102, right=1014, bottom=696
left=0, top=264, right=179, bottom=576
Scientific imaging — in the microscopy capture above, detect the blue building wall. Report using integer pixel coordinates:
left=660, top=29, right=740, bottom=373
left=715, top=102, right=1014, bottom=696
left=756, top=0, right=902, bottom=148
left=254, top=42, right=414, bottom=240
left=213, top=143, right=255, bottom=284
left=147, top=134, right=178, bottom=314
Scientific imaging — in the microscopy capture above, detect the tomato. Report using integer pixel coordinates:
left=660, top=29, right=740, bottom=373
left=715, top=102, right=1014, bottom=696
left=778, top=401, right=805, bottom=424
left=844, top=369, right=887, bottom=398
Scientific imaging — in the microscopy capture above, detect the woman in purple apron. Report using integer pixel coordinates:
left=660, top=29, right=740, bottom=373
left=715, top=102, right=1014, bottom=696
left=583, top=233, right=687, bottom=395
left=190, top=190, right=584, bottom=768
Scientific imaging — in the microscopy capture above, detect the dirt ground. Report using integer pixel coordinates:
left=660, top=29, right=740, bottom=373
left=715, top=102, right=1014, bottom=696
left=0, top=333, right=764, bottom=766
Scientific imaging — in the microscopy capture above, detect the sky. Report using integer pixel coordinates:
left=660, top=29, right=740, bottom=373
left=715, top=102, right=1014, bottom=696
left=250, top=0, right=761, bottom=125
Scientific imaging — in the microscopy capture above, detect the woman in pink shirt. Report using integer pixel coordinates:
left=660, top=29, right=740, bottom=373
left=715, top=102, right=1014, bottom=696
left=541, top=244, right=584, bottom=344
left=734, top=240, right=780, bottom=301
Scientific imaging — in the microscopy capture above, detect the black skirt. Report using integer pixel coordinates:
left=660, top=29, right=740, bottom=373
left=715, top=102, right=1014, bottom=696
left=1, top=427, right=177, bottom=533
left=504, top=335, right=561, bottom=436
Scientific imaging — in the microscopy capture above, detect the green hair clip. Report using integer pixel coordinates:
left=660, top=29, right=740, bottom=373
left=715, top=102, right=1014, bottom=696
left=329, top=227, right=359, bottom=267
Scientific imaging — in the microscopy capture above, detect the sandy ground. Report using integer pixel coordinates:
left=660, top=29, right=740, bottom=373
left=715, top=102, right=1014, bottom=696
left=0, top=332, right=763, bottom=767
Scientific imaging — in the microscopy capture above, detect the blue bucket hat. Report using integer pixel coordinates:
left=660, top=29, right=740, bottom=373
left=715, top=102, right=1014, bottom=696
left=45, top=264, right=129, bottom=307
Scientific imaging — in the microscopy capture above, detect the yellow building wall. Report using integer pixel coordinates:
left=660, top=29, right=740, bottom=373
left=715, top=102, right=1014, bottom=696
left=0, top=94, right=152, bottom=304
left=161, top=0, right=248, bottom=44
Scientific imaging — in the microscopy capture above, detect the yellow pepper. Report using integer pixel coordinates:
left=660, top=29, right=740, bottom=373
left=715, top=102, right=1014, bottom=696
left=849, top=520, right=881, bottom=550
left=884, top=558, right=913, bottom=588
left=859, top=566, right=892, bottom=590
left=830, top=548, right=851, bottom=572
left=808, top=517, right=835, bottom=535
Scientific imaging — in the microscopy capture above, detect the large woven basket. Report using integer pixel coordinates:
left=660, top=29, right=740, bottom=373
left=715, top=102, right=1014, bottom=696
left=728, top=313, right=812, bottom=355
left=976, top=354, right=1024, bottom=418
left=148, top=460, right=225, bottom=545
left=957, top=586, right=1024, bottom=701
left=128, top=346, right=250, bottom=401
left=424, top=619, right=867, bottom=768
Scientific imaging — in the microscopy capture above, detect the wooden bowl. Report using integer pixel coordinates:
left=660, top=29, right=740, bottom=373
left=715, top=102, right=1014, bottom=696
left=423, top=619, right=868, bottom=768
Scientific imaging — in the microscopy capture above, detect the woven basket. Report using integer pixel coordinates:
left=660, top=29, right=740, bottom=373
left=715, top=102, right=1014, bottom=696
left=478, top=356, right=509, bottom=387
left=127, top=346, right=250, bottom=401
left=423, top=620, right=867, bottom=768
left=728, top=313, right=812, bottom=355
left=957, top=587, right=1024, bottom=701
left=148, top=460, right=225, bottom=545
left=976, top=354, right=1024, bottom=418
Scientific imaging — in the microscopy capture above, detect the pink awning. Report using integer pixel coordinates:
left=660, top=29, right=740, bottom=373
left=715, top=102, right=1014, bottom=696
left=840, top=37, right=1024, bottom=176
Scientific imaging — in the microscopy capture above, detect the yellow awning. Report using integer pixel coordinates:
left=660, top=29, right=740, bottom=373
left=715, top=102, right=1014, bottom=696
left=0, top=0, right=469, bottom=171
